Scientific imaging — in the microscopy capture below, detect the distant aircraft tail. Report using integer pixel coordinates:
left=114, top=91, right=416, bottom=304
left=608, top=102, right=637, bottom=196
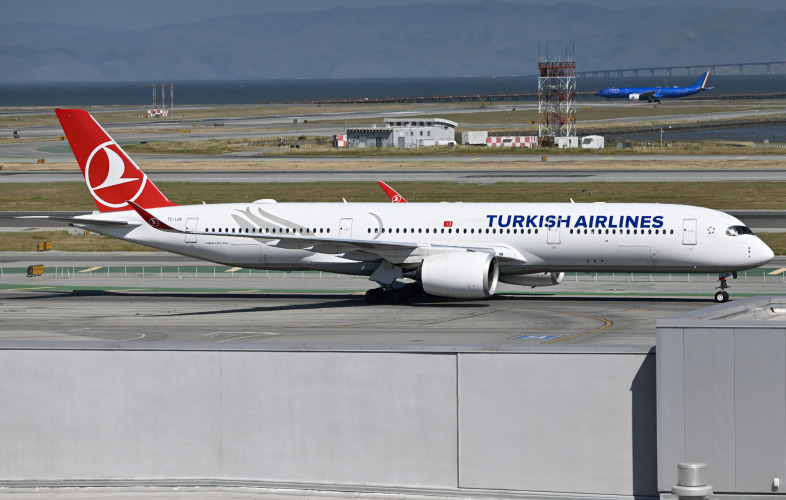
left=55, top=108, right=177, bottom=213
left=691, top=71, right=711, bottom=91
left=377, top=181, right=408, bottom=203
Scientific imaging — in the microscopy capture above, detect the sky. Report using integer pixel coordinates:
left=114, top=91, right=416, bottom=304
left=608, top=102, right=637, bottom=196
left=3, top=0, right=785, bottom=29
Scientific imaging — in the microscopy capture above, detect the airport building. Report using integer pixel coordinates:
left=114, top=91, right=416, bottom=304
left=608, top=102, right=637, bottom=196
left=346, top=117, right=457, bottom=148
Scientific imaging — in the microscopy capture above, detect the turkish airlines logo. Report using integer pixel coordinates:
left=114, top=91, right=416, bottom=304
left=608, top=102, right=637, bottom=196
left=391, top=195, right=403, bottom=203
left=85, top=141, right=147, bottom=208
left=148, top=217, right=160, bottom=227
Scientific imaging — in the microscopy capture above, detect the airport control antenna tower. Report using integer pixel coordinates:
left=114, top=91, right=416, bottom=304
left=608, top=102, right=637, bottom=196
left=538, top=46, right=576, bottom=146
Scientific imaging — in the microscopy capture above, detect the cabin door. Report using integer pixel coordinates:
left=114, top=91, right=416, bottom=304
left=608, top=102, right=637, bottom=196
left=682, top=218, right=697, bottom=245
left=339, top=218, right=353, bottom=239
left=547, top=226, right=561, bottom=245
left=185, top=217, right=198, bottom=243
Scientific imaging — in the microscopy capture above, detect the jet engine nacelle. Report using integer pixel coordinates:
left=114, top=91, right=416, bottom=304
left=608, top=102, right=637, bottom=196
left=499, top=272, right=564, bottom=287
left=628, top=93, right=641, bottom=101
left=420, top=252, right=498, bottom=299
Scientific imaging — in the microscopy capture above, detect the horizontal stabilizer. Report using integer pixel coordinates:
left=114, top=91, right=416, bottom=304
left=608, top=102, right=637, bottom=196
left=17, top=215, right=135, bottom=227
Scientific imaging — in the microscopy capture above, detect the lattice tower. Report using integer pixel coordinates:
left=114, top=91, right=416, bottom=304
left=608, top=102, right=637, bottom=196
left=538, top=60, right=576, bottom=146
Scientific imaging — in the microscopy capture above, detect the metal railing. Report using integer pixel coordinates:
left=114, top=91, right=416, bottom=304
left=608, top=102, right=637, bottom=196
left=2, top=266, right=781, bottom=284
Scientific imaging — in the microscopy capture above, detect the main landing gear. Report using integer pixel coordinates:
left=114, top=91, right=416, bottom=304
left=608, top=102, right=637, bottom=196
left=365, top=282, right=425, bottom=304
left=713, top=272, right=736, bottom=303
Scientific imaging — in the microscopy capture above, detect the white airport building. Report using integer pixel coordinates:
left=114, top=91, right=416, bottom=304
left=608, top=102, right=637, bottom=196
left=345, top=117, right=457, bottom=149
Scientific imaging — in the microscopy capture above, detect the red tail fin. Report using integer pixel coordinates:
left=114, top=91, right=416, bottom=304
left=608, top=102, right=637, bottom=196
left=377, top=181, right=408, bottom=203
left=55, top=108, right=177, bottom=212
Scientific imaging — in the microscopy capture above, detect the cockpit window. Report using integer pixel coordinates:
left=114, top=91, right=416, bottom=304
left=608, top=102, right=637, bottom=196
left=726, top=225, right=754, bottom=236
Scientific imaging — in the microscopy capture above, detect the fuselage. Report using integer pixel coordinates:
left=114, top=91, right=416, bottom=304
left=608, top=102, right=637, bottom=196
left=80, top=200, right=774, bottom=276
left=596, top=71, right=710, bottom=101
left=596, top=86, right=701, bottom=100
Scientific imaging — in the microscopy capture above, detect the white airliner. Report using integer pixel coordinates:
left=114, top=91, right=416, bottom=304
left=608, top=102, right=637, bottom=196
left=36, top=109, right=774, bottom=303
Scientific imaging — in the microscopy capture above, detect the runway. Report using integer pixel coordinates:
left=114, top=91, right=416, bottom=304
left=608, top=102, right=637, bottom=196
left=5, top=166, right=786, bottom=184
left=3, top=252, right=785, bottom=348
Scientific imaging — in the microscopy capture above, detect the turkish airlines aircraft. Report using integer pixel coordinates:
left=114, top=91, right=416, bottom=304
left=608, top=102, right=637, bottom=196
left=377, top=181, right=408, bottom=203
left=42, top=109, right=773, bottom=303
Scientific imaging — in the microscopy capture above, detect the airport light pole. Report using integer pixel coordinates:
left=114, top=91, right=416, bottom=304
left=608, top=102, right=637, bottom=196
left=660, top=126, right=672, bottom=148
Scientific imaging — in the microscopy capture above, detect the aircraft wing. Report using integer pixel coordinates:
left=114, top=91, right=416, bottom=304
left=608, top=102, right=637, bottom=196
left=126, top=201, right=527, bottom=267
left=213, top=230, right=526, bottom=267
left=16, top=215, right=138, bottom=227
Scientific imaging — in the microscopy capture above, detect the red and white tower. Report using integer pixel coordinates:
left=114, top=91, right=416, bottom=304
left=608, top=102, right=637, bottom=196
left=538, top=46, right=576, bottom=146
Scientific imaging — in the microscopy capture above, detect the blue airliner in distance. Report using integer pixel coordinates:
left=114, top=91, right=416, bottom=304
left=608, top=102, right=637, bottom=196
left=596, top=71, right=711, bottom=102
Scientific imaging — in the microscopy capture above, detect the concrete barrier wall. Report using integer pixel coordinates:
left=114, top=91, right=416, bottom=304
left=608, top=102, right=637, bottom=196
left=0, top=346, right=656, bottom=496
left=458, top=352, right=657, bottom=497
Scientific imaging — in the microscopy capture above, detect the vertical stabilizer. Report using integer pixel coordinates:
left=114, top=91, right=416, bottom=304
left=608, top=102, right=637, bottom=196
left=692, top=71, right=711, bottom=90
left=55, top=109, right=176, bottom=212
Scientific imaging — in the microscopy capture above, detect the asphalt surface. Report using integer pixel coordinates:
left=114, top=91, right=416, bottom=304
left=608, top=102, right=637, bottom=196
left=4, top=166, right=786, bottom=183
left=3, top=252, right=785, bottom=349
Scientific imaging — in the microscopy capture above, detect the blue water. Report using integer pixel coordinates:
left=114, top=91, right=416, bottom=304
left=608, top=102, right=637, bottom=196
left=623, top=126, right=786, bottom=144
left=1, top=74, right=784, bottom=107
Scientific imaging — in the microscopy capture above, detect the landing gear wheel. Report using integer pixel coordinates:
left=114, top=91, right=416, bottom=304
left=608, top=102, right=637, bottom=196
left=387, top=288, right=404, bottom=304
left=403, top=282, right=423, bottom=298
left=365, top=287, right=384, bottom=304
left=714, top=290, right=729, bottom=303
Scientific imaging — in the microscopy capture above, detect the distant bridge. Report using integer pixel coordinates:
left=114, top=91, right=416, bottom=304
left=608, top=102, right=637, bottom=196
left=578, top=61, right=786, bottom=78
left=296, top=90, right=786, bottom=105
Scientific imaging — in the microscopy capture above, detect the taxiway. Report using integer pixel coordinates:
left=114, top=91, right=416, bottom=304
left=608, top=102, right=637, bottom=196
left=3, top=252, right=785, bottom=348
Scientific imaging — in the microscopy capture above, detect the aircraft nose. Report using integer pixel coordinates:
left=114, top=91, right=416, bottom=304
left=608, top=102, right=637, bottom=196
left=755, top=239, right=775, bottom=266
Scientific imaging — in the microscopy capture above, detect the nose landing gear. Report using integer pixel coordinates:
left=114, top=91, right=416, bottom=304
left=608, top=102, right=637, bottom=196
left=713, top=272, right=736, bottom=303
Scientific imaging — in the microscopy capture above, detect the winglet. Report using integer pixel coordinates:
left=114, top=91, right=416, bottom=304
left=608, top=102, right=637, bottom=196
left=377, top=181, right=408, bottom=203
left=126, top=200, right=180, bottom=232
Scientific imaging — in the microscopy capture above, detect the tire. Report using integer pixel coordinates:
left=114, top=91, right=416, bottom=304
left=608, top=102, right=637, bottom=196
left=387, top=288, right=405, bottom=304
left=365, top=287, right=384, bottom=304
left=714, top=290, right=729, bottom=303
left=406, top=282, right=425, bottom=297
